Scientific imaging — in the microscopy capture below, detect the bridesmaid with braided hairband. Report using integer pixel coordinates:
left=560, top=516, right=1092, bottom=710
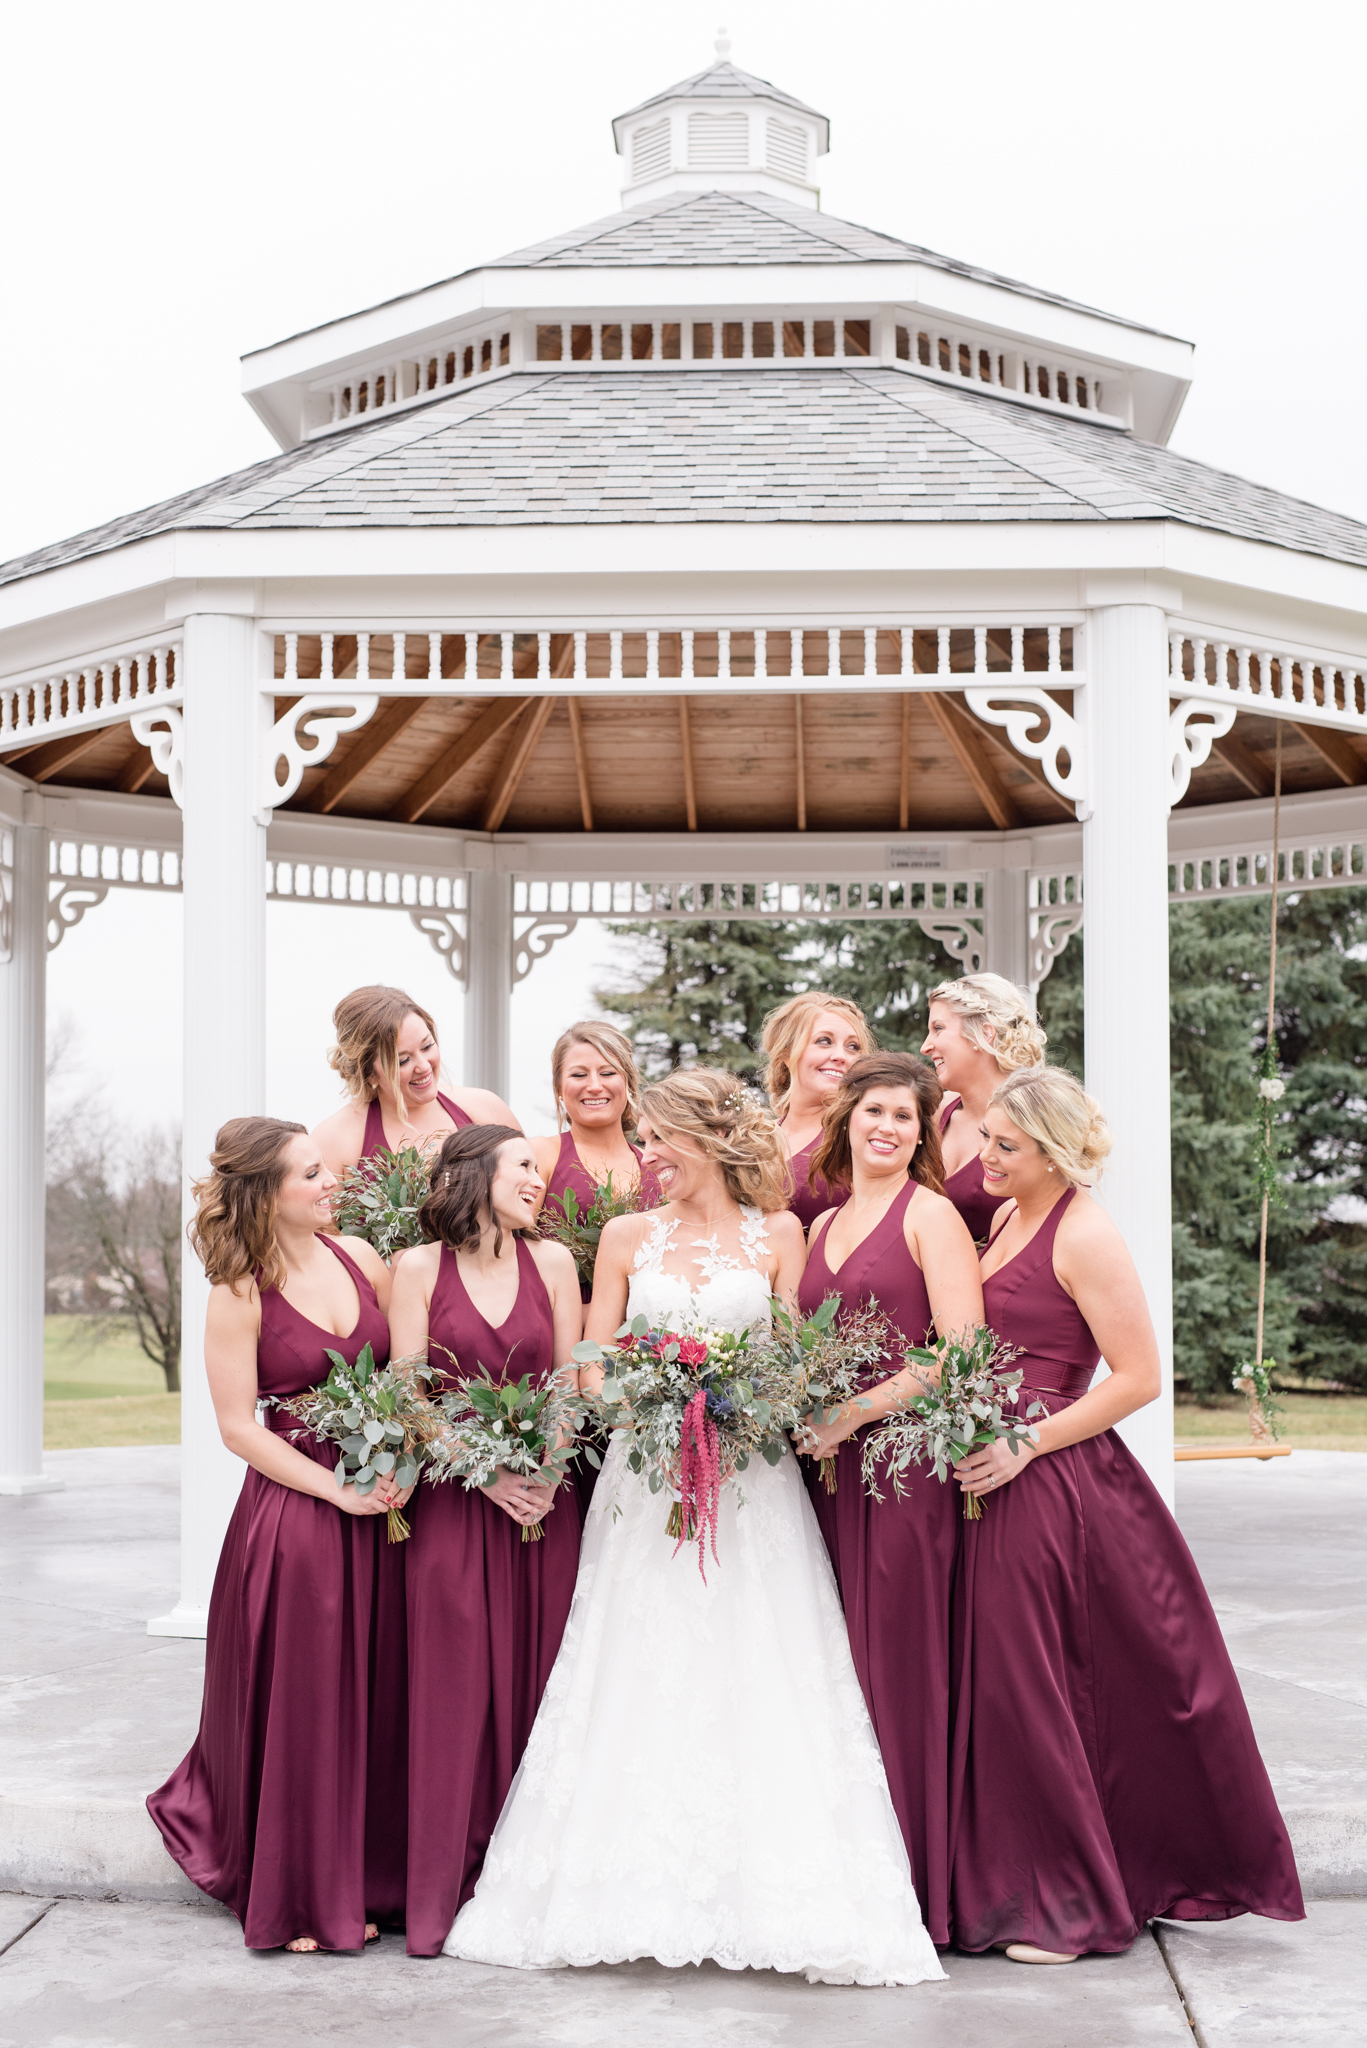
left=919, top=974, right=1047, bottom=1241
left=760, top=994, right=874, bottom=1230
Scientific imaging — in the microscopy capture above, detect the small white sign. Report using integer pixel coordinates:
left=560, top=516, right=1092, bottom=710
left=886, top=844, right=947, bottom=871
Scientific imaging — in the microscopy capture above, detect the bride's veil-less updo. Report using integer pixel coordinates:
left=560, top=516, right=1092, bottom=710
left=927, top=972, right=1047, bottom=1073
left=640, top=1068, right=792, bottom=1213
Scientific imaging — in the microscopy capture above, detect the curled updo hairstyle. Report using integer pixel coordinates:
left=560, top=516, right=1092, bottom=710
left=329, top=986, right=439, bottom=1113
left=990, top=1066, right=1112, bottom=1186
left=927, top=972, right=1046, bottom=1072
left=810, top=1053, right=945, bottom=1196
left=418, top=1124, right=529, bottom=1257
left=551, top=1020, right=643, bottom=1133
left=760, top=993, right=874, bottom=1119
left=188, top=1116, right=307, bottom=1295
left=640, top=1068, right=791, bottom=1213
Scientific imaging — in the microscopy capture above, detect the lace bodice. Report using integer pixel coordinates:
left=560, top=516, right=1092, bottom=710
left=627, top=1206, right=773, bottom=1338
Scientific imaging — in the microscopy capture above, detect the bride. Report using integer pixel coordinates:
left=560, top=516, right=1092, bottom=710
left=445, top=1068, right=944, bottom=1987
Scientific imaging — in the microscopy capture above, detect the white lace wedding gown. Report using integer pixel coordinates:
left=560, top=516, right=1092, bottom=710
left=444, top=1209, right=944, bottom=1986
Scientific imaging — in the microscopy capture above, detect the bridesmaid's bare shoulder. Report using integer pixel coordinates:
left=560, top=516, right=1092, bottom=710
left=450, top=1086, right=521, bottom=1130
left=312, top=1100, right=367, bottom=1174
left=526, top=1233, right=576, bottom=1289
left=1053, top=1186, right=1125, bottom=1262
left=333, top=1234, right=388, bottom=1287
left=530, top=1133, right=562, bottom=1179
left=805, top=1204, right=839, bottom=1251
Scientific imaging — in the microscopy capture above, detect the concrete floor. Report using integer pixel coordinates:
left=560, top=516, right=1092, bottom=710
left=2, top=1445, right=1365, bottom=2043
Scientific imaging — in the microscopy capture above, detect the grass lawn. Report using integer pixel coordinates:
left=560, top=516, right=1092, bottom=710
left=44, top=1315, right=180, bottom=1450
left=1175, top=1392, right=1367, bottom=1455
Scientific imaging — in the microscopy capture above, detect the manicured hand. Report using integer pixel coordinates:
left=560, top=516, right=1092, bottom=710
left=954, top=1437, right=1038, bottom=1498
left=481, top=1469, right=556, bottom=1527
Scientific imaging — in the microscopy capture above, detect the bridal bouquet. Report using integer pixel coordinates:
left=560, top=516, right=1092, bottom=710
left=764, top=1294, right=894, bottom=1495
left=330, top=1144, right=433, bottom=1260
left=538, top=1172, right=661, bottom=1289
left=418, top=1356, right=583, bottom=1543
left=276, top=1341, right=424, bottom=1542
left=859, top=1326, right=1042, bottom=1520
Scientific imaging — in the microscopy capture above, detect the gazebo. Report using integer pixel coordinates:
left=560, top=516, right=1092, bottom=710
left=3, top=44, right=1365, bottom=1638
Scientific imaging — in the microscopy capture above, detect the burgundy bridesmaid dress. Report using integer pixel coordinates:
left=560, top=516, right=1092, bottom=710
left=360, top=1089, right=472, bottom=1157
left=784, top=1128, right=849, bottom=1233
left=938, top=1100, right=1000, bottom=1244
left=949, top=1189, right=1304, bottom=1953
left=798, top=1181, right=957, bottom=1946
left=403, top=1237, right=580, bottom=1956
left=147, top=1241, right=395, bottom=1951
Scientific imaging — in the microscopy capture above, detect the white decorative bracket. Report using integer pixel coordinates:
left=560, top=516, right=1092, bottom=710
left=1168, top=697, right=1237, bottom=809
left=916, top=914, right=983, bottom=973
left=961, top=685, right=1089, bottom=816
left=409, top=908, right=467, bottom=985
left=130, top=707, right=185, bottom=808
left=48, top=878, right=111, bottom=952
left=513, top=915, right=580, bottom=983
left=1030, top=905, right=1084, bottom=989
left=263, top=694, right=378, bottom=811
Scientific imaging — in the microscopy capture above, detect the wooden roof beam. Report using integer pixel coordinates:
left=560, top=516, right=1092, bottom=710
left=482, top=696, right=556, bottom=832
left=679, top=698, right=698, bottom=830
left=794, top=695, right=807, bottom=830
left=567, top=697, right=594, bottom=829
left=1295, top=722, right=1367, bottom=787
left=14, top=727, right=113, bottom=784
left=396, top=697, right=530, bottom=824
left=924, top=694, right=1023, bottom=831
left=1211, top=731, right=1275, bottom=797
left=308, top=698, right=428, bottom=813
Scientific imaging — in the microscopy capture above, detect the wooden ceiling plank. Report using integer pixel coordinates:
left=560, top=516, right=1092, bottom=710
left=1295, top=722, right=1367, bottom=787
left=307, top=697, right=428, bottom=813
left=567, top=696, right=594, bottom=830
left=795, top=695, right=807, bottom=830
left=23, top=726, right=115, bottom=784
left=117, top=726, right=157, bottom=794
left=924, top=694, right=1022, bottom=831
left=899, top=694, right=912, bottom=830
left=679, top=698, right=698, bottom=830
left=396, top=696, right=530, bottom=824
left=1211, top=731, right=1275, bottom=797
left=482, top=696, right=556, bottom=832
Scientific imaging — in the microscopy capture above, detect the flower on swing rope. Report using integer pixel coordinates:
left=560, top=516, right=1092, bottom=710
left=1259, top=1077, right=1287, bottom=1102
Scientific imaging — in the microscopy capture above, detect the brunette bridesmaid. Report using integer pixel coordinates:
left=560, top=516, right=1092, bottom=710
left=949, top=1067, right=1303, bottom=1961
left=147, top=1119, right=407, bottom=1952
left=531, top=1019, right=661, bottom=1305
left=761, top=993, right=873, bottom=1229
left=920, top=974, right=1046, bottom=1241
left=794, top=1052, right=983, bottom=1948
left=388, top=1124, right=583, bottom=1956
left=314, top=984, right=519, bottom=1178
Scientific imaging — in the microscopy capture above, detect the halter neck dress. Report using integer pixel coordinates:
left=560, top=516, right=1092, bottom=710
left=147, top=1239, right=396, bottom=1950
left=937, top=1099, right=1000, bottom=1244
left=360, top=1089, right=471, bottom=1158
left=949, top=1189, right=1304, bottom=1953
left=783, top=1128, right=849, bottom=1233
left=798, top=1179, right=959, bottom=1946
left=402, top=1235, right=580, bottom=1956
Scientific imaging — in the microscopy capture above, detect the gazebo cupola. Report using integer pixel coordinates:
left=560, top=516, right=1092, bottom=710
left=612, top=33, right=829, bottom=209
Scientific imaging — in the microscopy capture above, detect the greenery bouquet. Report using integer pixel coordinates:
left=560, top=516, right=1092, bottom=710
left=859, top=1325, right=1041, bottom=1520
left=419, top=1359, right=584, bottom=1543
left=761, top=1293, right=893, bottom=1494
left=330, top=1144, right=434, bottom=1261
left=538, top=1172, right=661, bottom=1290
left=276, top=1340, right=424, bottom=1542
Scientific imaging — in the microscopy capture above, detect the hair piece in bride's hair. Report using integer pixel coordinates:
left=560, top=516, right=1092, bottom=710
left=640, top=1068, right=791, bottom=1212
left=810, top=1052, right=945, bottom=1196
left=329, top=985, right=440, bottom=1121
left=188, top=1115, right=308, bottom=1295
left=418, top=1123, right=527, bottom=1256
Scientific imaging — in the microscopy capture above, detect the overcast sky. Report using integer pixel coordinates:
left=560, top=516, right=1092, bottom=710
left=19, top=0, right=1367, bottom=1130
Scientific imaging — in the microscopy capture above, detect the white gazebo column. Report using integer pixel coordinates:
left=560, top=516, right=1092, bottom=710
left=0, top=812, right=61, bottom=1495
left=150, top=614, right=267, bottom=1635
left=1082, top=604, right=1175, bottom=1503
left=982, top=861, right=1030, bottom=994
left=464, top=865, right=513, bottom=1102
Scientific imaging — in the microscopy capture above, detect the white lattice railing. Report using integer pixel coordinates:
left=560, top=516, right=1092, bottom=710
left=0, top=640, right=181, bottom=753
left=266, top=861, right=465, bottom=911
left=892, top=324, right=1125, bottom=425
left=513, top=874, right=984, bottom=920
left=1170, top=834, right=1367, bottom=900
left=46, top=831, right=181, bottom=952
left=1168, top=626, right=1367, bottom=738
left=307, top=328, right=514, bottom=434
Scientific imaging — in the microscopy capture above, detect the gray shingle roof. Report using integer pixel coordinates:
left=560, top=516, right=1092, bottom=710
left=5, top=367, right=1366, bottom=586
left=612, top=58, right=826, bottom=129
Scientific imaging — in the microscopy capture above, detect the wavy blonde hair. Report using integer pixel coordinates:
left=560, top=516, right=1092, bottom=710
left=927, top=973, right=1046, bottom=1072
left=990, top=1066, right=1112, bottom=1186
left=188, top=1116, right=307, bottom=1295
left=550, top=1020, right=643, bottom=1133
left=640, top=1067, right=791, bottom=1213
left=760, top=993, right=874, bottom=1120
left=329, top=985, right=440, bottom=1116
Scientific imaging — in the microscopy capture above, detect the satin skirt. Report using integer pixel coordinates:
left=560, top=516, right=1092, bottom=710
left=146, top=1431, right=406, bottom=1951
left=948, top=1411, right=1305, bottom=1953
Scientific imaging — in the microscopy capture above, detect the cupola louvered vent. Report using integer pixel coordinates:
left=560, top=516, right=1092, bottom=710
left=687, top=112, right=749, bottom=168
left=766, top=119, right=807, bottom=181
left=631, top=118, right=671, bottom=185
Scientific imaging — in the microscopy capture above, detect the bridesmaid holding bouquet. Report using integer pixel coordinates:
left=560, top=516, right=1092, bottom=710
left=388, top=1124, right=582, bottom=1956
left=920, top=974, right=1046, bottom=1241
left=147, top=1119, right=405, bottom=1952
left=761, top=993, right=873, bottom=1229
left=313, top=984, right=518, bottom=1177
left=949, top=1066, right=1303, bottom=1960
left=795, top=1052, right=983, bottom=1946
